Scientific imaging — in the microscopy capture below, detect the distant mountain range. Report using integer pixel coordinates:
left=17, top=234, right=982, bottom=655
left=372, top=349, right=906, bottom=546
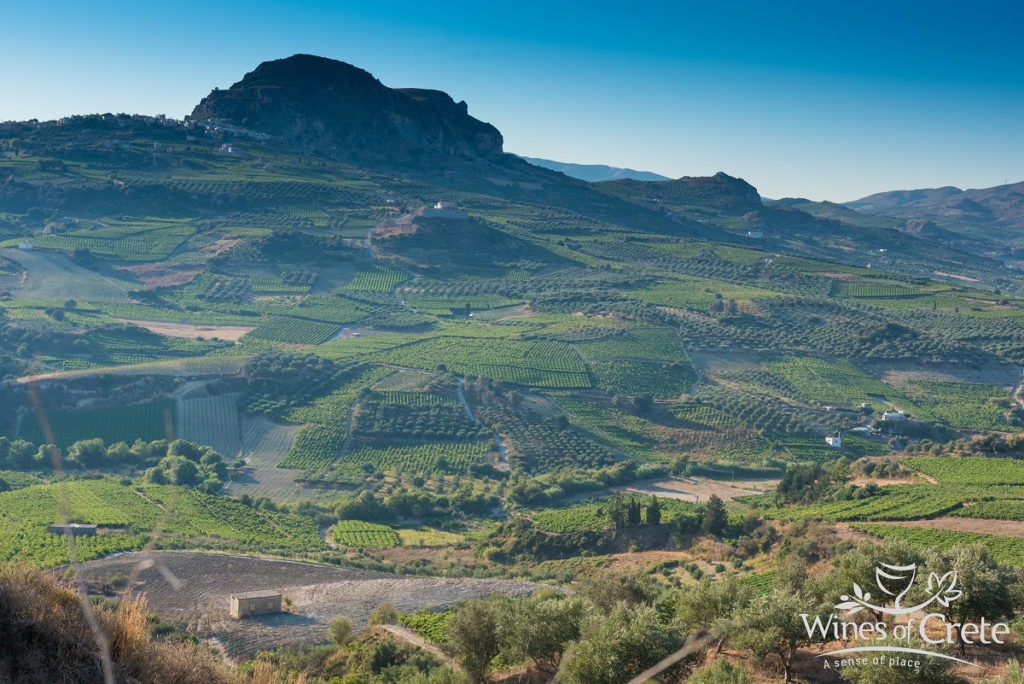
left=4, top=52, right=1020, bottom=292
left=518, top=157, right=670, bottom=182
left=845, top=181, right=1024, bottom=247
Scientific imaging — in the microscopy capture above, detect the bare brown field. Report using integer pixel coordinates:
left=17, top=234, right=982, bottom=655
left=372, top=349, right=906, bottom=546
left=865, top=360, right=1019, bottom=387
left=120, top=263, right=204, bottom=288
left=686, top=350, right=760, bottom=376
left=75, top=551, right=549, bottom=661
left=119, top=319, right=255, bottom=341
left=610, top=476, right=778, bottom=503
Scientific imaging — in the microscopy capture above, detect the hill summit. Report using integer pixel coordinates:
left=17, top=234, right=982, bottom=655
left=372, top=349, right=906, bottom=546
left=188, top=54, right=504, bottom=165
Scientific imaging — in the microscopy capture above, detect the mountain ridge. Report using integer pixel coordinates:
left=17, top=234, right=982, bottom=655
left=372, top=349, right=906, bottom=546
left=518, top=156, right=670, bottom=182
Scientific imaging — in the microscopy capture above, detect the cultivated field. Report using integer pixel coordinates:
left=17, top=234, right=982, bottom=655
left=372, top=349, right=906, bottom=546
left=0, top=248, right=132, bottom=302
left=176, top=392, right=243, bottom=458
left=121, top=319, right=256, bottom=341
left=568, top=476, right=779, bottom=504
left=75, top=551, right=548, bottom=660
left=224, top=416, right=309, bottom=501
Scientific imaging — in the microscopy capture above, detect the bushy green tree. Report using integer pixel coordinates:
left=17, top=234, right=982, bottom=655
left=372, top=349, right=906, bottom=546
left=557, top=604, right=685, bottom=684
left=732, top=590, right=825, bottom=682
left=920, top=544, right=1015, bottom=656
left=447, top=599, right=501, bottom=683
left=689, top=658, right=751, bottom=684
left=499, top=593, right=587, bottom=672
left=328, top=616, right=354, bottom=645
left=701, top=494, right=728, bottom=537
left=676, top=575, right=754, bottom=651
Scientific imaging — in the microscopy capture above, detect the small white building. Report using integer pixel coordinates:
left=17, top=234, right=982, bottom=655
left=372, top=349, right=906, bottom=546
left=826, top=435, right=842, bottom=448
left=883, top=411, right=905, bottom=422
left=434, top=201, right=457, bottom=210
left=746, top=230, right=764, bottom=238
left=18, top=242, right=33, bottom=251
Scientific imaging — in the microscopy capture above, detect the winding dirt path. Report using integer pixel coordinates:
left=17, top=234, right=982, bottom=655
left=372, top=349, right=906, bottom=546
left=380, top=625, right=459, bottom=671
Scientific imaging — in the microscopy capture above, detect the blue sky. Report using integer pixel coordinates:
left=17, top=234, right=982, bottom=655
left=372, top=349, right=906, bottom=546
left=2, top=0, right=1022, bottom=201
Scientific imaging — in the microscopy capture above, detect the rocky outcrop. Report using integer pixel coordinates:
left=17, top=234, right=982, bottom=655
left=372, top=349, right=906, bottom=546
left=188, top=54, right=503, bottom=166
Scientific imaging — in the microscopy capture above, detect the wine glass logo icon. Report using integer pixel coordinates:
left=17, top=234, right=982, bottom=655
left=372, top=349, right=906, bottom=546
left=835, top=563, right=961, bottom=616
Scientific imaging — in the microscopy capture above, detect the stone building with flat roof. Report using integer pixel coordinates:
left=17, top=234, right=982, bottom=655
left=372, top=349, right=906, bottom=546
left=230, top=590, right=282, bottom=619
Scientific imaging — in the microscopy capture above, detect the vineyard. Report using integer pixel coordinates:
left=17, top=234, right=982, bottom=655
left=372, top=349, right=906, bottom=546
left=833, top=281, right=926, bottom=298
left=176, top=393, right=242, bottom=459
left=894, top=380, right=1015, bottom=431
left=854, top=523, right=1024, bottom=566
left=352, top=390, right=488, bottom=441
left=399, top=608, right=450, bottom=644
left=245, top=317, right=340, bottom=345
left=19, top=400, right=176, bottom=449
left=472, top=403, right=617, bottom=474
left=573, top=325, right=689, bottom=362
left=0, top=478, right=325, bottom=567
left=245, top=267, right=317, bottom=293
left=905, top=457, right=1024, bottom=485
left=337, top=440, right=494, bottom=475
left=588, top=360, right=695, bottom=399
left=401, top=292, right=521, bottom=315
left=770, top=485, right=965, bottom=522
left=291, top=296, right=370, bottom=324
left=331, top=519, right=399, bottom=547
left=28, top=218, right=197, bottom=261
left=951, top=500, right=1024, bottom=521
left=373, top=337, right=591, bottom=388
left=763, top=356, right=893, bottom=406
left=276, top=366, right=394, bottom=469
left=343, top=265, right=409, bottom=292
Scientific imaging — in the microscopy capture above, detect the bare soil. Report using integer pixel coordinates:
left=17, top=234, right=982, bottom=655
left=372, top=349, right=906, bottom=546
left=686, top=350, right=761, bottom=376
left=571, top=476, right=778, bottom=504
left=118, top=319, right=255, bottom=341
left=200, top=236, right=240, bottom=255
left=74, top=551, right=548, bottom=661
left=120, top=263, right=205, bottom=288
left=864, top=360, right=1019, bottom=388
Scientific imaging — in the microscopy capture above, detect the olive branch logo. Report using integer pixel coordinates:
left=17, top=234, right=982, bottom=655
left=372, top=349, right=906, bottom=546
left=835, top=563, right=962, bottom=616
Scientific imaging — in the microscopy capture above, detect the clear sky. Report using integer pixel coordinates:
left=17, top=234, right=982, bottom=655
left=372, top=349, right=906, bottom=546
left=2, top=0, right=1022, bottom=201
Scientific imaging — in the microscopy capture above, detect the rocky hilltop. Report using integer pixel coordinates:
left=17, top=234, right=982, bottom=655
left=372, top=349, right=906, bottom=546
left=596, top=171, right=762, bottom=214
left=188, top=54, right=504, bottom=165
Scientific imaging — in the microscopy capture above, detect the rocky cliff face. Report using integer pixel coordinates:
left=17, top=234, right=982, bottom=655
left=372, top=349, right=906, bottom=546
left=188, top=54, right=503, bottom=165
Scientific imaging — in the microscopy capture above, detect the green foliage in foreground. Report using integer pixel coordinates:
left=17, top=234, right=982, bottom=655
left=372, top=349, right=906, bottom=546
left=400, top=608, right=451, bottom=645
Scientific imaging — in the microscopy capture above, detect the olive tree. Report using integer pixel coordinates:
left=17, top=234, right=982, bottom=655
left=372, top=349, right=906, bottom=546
left=732, top=590, right=825, bottom=682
